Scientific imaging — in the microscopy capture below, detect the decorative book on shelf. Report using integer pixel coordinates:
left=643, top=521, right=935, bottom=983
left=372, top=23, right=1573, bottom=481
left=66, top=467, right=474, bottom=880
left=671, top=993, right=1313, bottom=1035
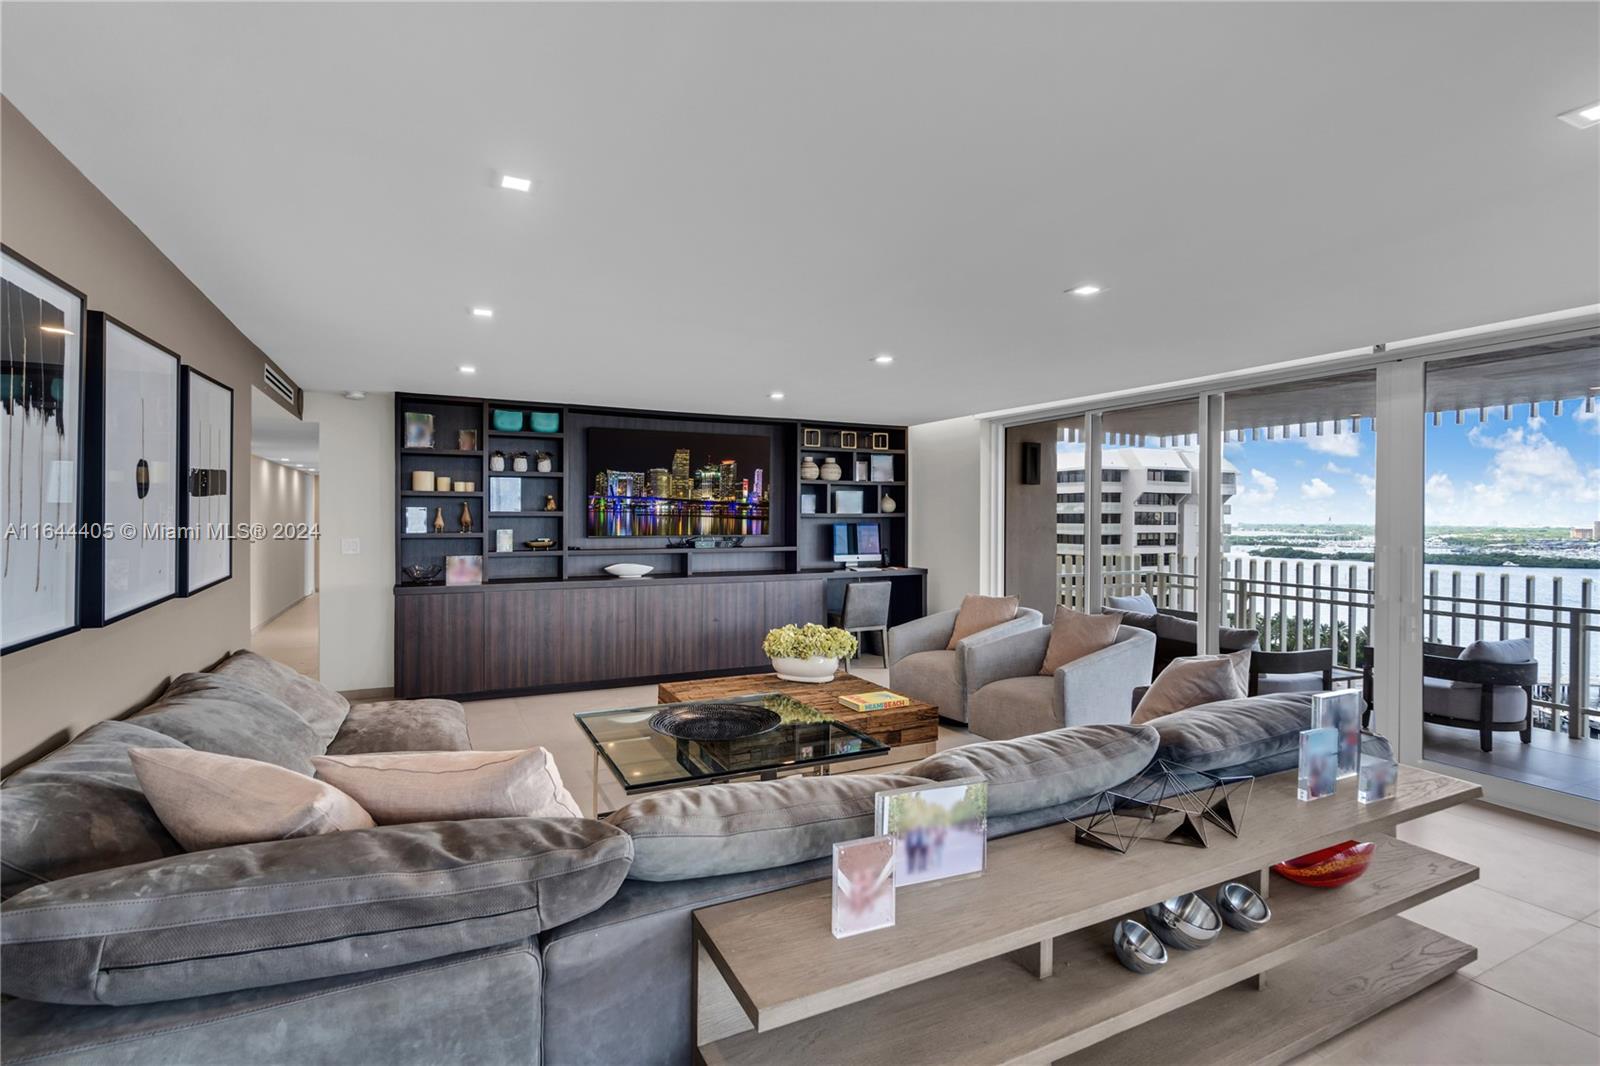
left=838, top=691, right=911, bottom=713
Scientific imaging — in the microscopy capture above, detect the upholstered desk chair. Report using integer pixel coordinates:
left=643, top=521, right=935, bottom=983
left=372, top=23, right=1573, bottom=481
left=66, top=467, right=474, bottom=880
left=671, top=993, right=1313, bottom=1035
left=828, top=581, right=893, bottom=666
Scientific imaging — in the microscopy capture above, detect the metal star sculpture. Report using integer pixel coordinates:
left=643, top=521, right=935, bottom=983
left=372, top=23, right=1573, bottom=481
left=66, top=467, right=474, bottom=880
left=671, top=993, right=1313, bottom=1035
left=1067, top=761, right=1253, bottom=853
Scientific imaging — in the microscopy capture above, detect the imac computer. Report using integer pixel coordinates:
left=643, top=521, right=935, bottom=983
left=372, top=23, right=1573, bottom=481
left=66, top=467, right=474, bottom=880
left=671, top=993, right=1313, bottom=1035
left=832, top=522, right=883, bottom=570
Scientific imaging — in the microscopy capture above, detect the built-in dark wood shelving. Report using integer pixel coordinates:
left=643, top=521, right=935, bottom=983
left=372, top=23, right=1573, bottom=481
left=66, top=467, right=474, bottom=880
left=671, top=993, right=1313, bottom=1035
left=393, top=394, right=918, bottom=699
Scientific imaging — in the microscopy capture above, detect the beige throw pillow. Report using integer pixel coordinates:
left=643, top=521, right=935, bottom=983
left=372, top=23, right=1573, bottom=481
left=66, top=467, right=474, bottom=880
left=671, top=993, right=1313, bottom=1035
left=311, top=748, right=582, bottom=824
left=946, top=594, right=1021, bottom=649
left=1040, top=608, right=1123, bottom=675
left=129, top=747, right=374, bottom=851
left=1132, top=649, right=1252, bottom=724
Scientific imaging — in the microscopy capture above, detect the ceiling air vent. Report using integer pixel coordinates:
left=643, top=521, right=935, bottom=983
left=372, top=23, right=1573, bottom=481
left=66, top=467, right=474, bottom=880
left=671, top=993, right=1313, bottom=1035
left=262, top=363, right=297, bottom=406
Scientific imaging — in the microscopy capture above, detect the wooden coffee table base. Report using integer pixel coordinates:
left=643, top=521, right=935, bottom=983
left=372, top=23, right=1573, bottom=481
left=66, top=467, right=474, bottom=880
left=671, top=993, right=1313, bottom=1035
left=658, top=672, right=939, bottom=756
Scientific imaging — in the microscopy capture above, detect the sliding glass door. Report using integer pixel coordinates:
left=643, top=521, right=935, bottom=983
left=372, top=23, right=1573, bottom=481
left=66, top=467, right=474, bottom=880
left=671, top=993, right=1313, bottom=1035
left=1418, top=341, right=1599, bottom=802
left=1217, top=371, right=1380, bottom=692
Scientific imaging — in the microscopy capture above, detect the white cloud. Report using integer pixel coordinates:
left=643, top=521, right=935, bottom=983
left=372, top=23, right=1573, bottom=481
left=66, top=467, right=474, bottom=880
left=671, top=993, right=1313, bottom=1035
left=1324, top=461, right=1353, bottom=475
left=1305, top=434, right=1362, bottom=458
left=1356, top=473, right=1376, bottom=497
left=1300, top=477, right=1335, bottom=500
left=1427, top=425, right=1600, bottom=526
left=1575, top=404, right=1600, bottom=435
left=1233, top=468, right=1278, bottom=508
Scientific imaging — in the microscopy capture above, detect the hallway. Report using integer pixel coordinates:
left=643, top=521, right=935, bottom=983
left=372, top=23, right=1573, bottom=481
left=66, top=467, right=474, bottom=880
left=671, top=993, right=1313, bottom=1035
left=251, top=594, right=319, bottom=679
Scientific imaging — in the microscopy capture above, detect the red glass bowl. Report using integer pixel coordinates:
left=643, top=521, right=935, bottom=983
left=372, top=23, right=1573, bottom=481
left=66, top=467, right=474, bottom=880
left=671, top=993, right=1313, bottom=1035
left=1271, top=840, right=1375, bottom=888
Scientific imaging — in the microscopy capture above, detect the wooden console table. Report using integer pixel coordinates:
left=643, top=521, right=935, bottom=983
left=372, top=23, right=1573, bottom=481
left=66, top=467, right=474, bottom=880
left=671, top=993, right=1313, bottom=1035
left=692, top=766, right=1481, bottom=1065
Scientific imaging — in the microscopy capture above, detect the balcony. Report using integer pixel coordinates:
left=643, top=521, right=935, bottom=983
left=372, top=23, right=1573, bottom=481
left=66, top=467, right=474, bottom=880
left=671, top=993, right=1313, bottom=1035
left=1056, top=555, right=1599, bottom=800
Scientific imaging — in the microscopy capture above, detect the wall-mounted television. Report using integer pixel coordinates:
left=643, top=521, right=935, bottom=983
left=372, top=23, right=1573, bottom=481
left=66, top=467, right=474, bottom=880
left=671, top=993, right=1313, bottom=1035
left=586, top=427, right=771, bottom=537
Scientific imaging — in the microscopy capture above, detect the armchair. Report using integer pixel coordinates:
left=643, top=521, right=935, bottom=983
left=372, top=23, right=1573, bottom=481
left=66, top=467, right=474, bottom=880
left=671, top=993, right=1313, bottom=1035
left=887, top=606, right=1044, bottom=723
left=965, top=625, right=1157, bottom=740
left=1361, top=641, right=1536, bottom=752
left=1248, top=647, right=1334, bottom=695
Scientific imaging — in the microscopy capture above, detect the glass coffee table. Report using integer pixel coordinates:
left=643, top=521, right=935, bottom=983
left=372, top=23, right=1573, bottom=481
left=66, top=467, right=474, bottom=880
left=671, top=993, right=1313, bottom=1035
left=575, top=692, right=889, bottom=815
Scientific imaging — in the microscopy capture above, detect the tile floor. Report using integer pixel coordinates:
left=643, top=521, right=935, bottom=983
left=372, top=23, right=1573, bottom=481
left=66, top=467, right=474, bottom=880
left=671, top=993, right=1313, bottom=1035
left=1424, top=722, right=1600, bottom=802
left=250, top=594, right=320, bottom=678
left=461, top=661, right=1600, bottom=1065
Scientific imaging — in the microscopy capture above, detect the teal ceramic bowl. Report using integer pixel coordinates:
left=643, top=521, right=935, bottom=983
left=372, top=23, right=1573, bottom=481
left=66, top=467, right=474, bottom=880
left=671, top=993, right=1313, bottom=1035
left=491, top=409, right=524, bottom=432
left=529, top=410, right=560, bottom=434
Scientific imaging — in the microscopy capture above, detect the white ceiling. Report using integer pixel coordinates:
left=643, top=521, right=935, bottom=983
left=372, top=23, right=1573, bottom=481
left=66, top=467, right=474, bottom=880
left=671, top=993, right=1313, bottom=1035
left=251, top=387, right=319, bottom=472
left=3, top=2, right=1596, bottom=425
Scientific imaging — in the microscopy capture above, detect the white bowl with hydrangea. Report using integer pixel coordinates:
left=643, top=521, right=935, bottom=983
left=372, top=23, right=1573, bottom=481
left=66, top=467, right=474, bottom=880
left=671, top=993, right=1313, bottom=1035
left=762, top=623, right=858, bottom=683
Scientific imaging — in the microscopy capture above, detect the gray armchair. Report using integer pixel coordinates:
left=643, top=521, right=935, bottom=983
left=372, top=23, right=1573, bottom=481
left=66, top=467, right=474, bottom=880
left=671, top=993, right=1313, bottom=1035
left=965, top=625, right=1157, bottom=740
left=887, top=607, right=1044, bottom=723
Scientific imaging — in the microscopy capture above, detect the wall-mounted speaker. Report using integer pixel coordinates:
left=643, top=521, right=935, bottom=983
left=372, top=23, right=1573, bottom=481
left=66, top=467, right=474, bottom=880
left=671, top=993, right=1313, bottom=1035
left=1019, top=441, right=1042, bottom=485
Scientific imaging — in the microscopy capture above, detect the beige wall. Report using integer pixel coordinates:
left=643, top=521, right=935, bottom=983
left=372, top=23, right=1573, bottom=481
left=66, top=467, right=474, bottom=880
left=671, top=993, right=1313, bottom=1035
left=249, top=457, right=314, bottom=629
left=0, top=99, right=287, bottom=769
left=909, top=416, right=984, bottom=614
left=303, top=391, right=393, bottom=692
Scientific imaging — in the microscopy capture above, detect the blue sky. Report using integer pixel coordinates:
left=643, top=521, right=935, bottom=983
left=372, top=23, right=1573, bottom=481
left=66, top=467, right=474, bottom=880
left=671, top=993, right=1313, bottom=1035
left=1221, top=398, right=1599, bottom=528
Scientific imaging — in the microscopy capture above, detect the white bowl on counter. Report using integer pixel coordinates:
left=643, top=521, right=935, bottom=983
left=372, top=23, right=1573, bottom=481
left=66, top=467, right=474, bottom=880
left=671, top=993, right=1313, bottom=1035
left=603, top=563, right=654, bottom=579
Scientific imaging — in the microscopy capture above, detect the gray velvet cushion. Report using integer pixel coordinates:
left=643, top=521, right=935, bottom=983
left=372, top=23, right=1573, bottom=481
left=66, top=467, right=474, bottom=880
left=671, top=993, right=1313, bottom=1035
left=1, top=818, right=631, bottom=1006
left=1106, top=593, right=1157, bottom=614
left=130, top=673, right=322, bottom=774
left=889, top=649, right=964, bottom=721
left=1150, top=691, right=1316, bottom=776
left=1154, top=613, right=1259, bottom=651
left=907, top=724, right=1159, bottom=817
left=0, top=940, right=542, bottom=1065
left=209, top=651, right=348, bottom=749
left=605, top=774, right=926, bottom=882
left=326, top=699, right=471, bottom=755
left=1254, top=671, right=1327, bottom=695
left=1458, top=637, right=1534, bottom=664
left=1423, top=677, right=1530, bottom=722
left=0, top=723, right=190, bottom=899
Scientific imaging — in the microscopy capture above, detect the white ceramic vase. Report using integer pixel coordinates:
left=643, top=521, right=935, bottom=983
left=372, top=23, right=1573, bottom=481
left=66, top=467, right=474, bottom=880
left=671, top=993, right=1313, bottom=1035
left=770, top=656, right=839, bottom=683
left=819, top=457, right=843, bottom=482
left=800, top=456, right=820, bottom=480
left=880, top=494, right=897, bottom=513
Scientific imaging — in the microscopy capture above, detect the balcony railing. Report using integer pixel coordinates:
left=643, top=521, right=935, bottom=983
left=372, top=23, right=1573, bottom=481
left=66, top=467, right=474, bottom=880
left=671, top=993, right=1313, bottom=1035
left=1058, top=554, right=1599, bottom=738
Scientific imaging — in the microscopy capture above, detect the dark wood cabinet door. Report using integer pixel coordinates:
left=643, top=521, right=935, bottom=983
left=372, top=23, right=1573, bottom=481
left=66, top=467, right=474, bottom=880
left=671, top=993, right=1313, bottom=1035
left=395, top=593, right=486, bottom=698
left=701, top=581, right=767, bottom=671
left=765, top=578, right=827, bottom=632
left=484, top=586, right=637, bottom=689
left=634, top=583, right=706, bottom=678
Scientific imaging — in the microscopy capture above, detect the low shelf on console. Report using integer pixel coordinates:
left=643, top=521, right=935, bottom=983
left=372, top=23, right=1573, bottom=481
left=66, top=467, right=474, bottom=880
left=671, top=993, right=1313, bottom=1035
left=693, top=768, right=1481, bottom=1066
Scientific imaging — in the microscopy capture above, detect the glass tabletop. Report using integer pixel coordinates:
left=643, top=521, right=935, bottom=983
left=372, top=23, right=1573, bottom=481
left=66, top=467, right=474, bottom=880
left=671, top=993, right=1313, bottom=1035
left=575, top=692, right=889, bottom=792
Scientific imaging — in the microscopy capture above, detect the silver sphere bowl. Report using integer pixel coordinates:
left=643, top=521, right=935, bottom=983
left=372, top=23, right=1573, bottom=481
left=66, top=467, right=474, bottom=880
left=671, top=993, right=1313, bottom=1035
left=1143, top=893, right=1222, bottom=950
left=1216, top=882, right=1272, bottom=931
left=1112, top=919, right=1169, bottom=974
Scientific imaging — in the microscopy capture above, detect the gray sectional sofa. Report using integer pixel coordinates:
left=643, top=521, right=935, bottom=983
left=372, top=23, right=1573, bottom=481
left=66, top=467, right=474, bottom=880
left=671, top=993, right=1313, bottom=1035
left=1, top=652, right=1318, bottom=1065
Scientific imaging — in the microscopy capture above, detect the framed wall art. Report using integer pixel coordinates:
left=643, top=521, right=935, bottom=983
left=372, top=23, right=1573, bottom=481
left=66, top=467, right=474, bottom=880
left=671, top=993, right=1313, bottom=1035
left=179, top=366, right=233, bottom=596
left=83, top=313, right=180, bottom=626
left=1, top=246, right=87, bottom=654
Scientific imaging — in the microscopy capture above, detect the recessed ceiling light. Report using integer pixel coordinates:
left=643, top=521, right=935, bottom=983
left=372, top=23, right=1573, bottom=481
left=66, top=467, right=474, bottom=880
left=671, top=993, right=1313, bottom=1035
left=459, top=365, right=477, bottom=374
left=1557, top=101, right=1600, bottom=129
left=769, top=391, right=785, bottom=400
left=499, top=174, right=533, bottom=192
left=1069, top=284, right=1103, bottom=297
left=471, top=307, right=494, bottom=318
left=39, top=325, right=74, bottom=336
left=873, top=353, right=894, bottom=365
left=277, top=457, right=290, bottom=462
left=342, top=390, right=366, bottom=400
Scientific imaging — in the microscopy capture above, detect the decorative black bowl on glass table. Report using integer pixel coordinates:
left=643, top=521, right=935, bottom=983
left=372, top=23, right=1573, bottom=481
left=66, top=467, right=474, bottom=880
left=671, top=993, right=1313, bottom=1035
left=648, top=702, right=783, bottom=741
